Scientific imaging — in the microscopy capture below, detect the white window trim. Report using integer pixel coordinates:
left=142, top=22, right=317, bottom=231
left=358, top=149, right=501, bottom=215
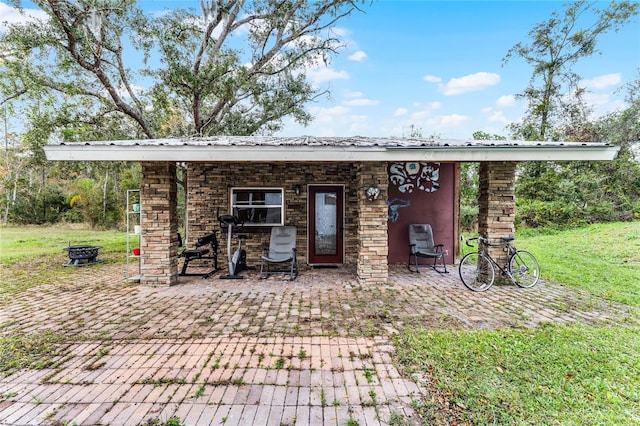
left=230, top=187, right=285, bottom=226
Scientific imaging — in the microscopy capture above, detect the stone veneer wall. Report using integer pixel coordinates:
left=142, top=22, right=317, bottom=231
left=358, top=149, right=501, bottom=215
left=478, top=161, right=516, bottom=268
left=140, top=162, right=179, bottom=286
left=356, top=162, right=389, bottom=284
left=185, top=162, right=359, bottom=266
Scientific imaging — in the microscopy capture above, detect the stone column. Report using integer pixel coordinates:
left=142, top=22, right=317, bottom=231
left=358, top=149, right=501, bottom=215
left=140, top=162, right=179, bottom=286
left=186, top=163, right=220, bottom=242
left=478, top=161, right=516, bottom=269
left=356, top=162, right=389, bottom=284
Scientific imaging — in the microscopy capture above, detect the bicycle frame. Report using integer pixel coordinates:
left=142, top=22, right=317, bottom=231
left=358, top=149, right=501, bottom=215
left=459, top=235, right=540, bottom=291
left=469, top=237, right=519, bottom=284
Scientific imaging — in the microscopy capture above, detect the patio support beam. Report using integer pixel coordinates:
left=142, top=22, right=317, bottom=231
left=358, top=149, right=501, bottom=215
left=140, top=162, right=179, bottom=286
left=186, top=162, right=220, bottom=243
left=478, top=161, right=516, bottom=275
left=356, top=162, right=389, bottom=284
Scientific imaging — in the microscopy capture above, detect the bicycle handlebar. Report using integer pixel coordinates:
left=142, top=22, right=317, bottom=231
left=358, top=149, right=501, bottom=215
left=463, top=235, right=512, bottom=247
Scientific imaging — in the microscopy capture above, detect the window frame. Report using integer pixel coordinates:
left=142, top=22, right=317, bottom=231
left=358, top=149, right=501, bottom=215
left=230, top=187, right=285, bottom=227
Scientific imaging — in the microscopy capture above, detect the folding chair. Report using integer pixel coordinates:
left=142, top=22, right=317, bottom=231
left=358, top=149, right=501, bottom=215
left=260, top=226, right=298, bottom=280
left=407, top=224, right=448, bottom=273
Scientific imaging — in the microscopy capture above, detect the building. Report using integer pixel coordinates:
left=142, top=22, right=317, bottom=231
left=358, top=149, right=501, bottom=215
left=45, top=136, right=619, bottom=285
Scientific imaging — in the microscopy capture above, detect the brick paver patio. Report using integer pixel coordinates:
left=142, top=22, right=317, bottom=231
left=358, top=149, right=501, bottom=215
left=1, top=261, right=638, bottom=425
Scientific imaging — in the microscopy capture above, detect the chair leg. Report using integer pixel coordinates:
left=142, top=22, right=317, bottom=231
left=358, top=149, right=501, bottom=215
left=407, top=254, right=420, bottom=273
left=432, top=254, right=448, bottom=274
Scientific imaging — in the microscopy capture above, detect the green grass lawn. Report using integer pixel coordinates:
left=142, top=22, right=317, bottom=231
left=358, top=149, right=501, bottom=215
left=0, top=224, right=128, bottom=264
left=399, top=221, right=640, bottom=425
left=518, top=222, right=640, bottom=307
left=397, top=324, right=640, bottom=425
left=0, top=224, right=130, bottom=298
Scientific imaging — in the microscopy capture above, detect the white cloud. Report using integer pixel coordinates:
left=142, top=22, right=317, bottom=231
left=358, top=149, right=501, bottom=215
left=582, top=92, right=611, bottom=107
left=116, top=84, right=146, bottom=100
left=581, top=73, right=622, bottom=90
left=307, top=68, right=349, bottom=84
left=487, top=110, right=509, bottom=124
left=423, top=74, right=442, bottom=83
left=496, top=94, right=515, bottom=107
left=348, top=50, right=367, bottom=62
left=411, top=110, right=432, bottom=120
left=427, top=114, right=470, bottom=128
left=344, top=98, right=379, bottom=107
left=331, top=26, right=349, bottom=38
left=409, top=102, right=441, bottom=120
left=348, top=115, right=370, bottom=133
left=344, top=90, right=363, bottom=98
left=0, top=2, right=48, bottom=31
left=308, top=105, right=351, bottom=124
left=394, top=108, right=408, bottom=117
left=442, top=72, right=500, bottom=95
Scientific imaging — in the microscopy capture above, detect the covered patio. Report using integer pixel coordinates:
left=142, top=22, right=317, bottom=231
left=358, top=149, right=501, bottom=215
left=44, top=136, right=619, bottom=286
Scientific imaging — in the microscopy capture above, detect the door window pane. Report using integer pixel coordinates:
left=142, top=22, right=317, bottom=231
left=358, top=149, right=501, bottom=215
left=314, top=192, right=337, bottom=255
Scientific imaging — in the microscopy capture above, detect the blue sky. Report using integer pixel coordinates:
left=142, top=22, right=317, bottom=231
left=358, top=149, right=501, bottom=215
left=278, top=0, right=640, bottom=139
left=2, top=1, right=638, bottom=140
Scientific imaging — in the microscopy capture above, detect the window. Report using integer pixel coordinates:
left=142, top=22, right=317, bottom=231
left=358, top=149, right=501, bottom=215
left=231, top=188, right=284, bottom=226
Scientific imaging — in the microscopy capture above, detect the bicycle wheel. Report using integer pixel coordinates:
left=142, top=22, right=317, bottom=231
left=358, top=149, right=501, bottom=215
left=459, top=252, right=495, bottom=292
left=509, top=250, right=540, bottom=288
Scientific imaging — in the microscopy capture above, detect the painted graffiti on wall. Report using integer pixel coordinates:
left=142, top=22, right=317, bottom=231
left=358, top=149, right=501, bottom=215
left=387, top=198, right=411, bottom=223
left=389, top=162, right=440, bottom=193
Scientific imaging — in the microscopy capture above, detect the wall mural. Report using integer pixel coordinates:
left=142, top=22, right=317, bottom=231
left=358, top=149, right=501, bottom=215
left=387, top=198, right=411, bottom=223
left=389, top=162, right=440, bottom=193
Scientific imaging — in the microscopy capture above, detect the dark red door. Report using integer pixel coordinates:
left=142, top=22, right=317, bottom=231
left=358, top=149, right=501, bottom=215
left=308, top=186, right=344, bottom=264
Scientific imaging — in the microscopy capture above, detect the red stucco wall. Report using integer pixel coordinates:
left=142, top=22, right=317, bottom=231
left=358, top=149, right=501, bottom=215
left=387, top=162, right=456, bottom=264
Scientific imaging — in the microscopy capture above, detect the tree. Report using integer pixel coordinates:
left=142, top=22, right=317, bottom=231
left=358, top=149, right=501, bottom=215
left=503, top=1, right=638, bottom=218
left=1, top=0, right=366, bottom=227
left=1, top=0, right=366, bottom=139
left=515, top=76, right=640, bottom=227
left=504, top=0, right=638, bottom=141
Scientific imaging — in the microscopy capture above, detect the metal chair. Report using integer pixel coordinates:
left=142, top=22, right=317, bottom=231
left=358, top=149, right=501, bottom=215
left=408, top=224, right=448, bottom=274
left=260, top=226, right=298, bottom=280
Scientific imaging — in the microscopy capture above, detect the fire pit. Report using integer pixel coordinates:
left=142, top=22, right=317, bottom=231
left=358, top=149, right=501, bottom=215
left=63, top=245, right=102, bottom=266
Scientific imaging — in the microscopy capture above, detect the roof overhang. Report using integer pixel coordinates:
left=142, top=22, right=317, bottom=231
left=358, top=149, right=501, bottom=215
left=44, top=136, right=620, bottom=162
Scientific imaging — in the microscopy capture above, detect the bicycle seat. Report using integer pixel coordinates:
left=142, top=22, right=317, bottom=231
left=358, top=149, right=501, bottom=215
left=501, top=236, right=515, bottom=242
left=237, top=234, right=248, bottom=240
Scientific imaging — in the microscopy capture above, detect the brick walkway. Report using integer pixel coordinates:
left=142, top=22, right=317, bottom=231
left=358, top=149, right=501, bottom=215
left=1, top=262, right=637, bottom=425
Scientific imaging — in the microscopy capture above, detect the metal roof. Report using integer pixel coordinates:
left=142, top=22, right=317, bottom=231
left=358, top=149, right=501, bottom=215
left=44, top=136, right=620, bottom=162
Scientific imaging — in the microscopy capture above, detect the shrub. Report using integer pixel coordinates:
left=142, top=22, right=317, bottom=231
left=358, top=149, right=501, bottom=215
left=516, top=199, right=632, bottom=229
left=460, top=205, right=478, bottom=232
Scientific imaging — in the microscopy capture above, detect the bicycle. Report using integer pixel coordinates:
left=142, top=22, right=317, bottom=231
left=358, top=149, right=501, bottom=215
left=458, top=236, right=540, bottom=292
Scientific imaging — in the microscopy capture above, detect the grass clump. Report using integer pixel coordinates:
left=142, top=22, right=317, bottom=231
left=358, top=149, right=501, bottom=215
left=395, top=324, right=640, bottom=425
left=0, top=331, right=64, bottom=376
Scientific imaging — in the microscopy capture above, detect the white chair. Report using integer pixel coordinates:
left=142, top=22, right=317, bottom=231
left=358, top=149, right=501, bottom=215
left=260, top=226, right=298, bottom=280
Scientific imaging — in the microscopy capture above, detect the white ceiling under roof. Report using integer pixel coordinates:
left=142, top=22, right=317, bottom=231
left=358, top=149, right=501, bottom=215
left=44, top=136, right=620, bottom=162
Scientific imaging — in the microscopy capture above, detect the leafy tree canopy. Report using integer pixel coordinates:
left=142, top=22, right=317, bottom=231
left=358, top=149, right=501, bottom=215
left=503, top=0, right=638, bottom=141
left=1, top=0, right=367, bottom=140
